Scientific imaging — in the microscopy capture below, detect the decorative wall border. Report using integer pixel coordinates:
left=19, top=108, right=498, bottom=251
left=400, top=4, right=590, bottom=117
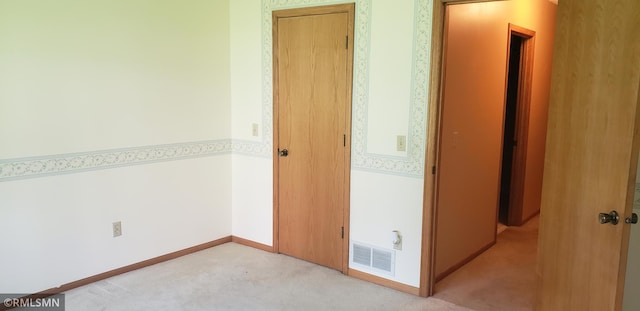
left=0, top=140, right=231, bottom=182
left=261, top=0, right=431, bottom=178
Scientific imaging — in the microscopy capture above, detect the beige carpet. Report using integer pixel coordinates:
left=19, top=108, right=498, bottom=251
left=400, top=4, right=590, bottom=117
left=65, top=243, right=473, bottom=311
left=434, top=217, right=539, bottom=311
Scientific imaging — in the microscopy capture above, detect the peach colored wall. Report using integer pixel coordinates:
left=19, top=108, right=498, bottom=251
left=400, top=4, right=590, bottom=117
left=435, top=0, right=556, bottom=277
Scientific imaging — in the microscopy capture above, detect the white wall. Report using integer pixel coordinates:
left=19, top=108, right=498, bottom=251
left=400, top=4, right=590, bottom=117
left=350, top=171, right=425, bottom=285
left=623, top=156, right=640, bottom=310
left=231, top=155, right=272, bottom=246
left=0, top=157, right=231, bottom=293
left=366, top=0, right=413, bottom=157
left=230, top=0, right=263, bottom=144
left=229, top=0, right=272, bottom=246
left=0, top=0, right=232, bottom=293
left=229, top=0, right=430, bottom=287
left=0, top=0, right=231, bottom=158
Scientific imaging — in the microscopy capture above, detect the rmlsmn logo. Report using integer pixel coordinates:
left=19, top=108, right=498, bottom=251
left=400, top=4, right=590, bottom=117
left=1, top=294, right=65, bottom=311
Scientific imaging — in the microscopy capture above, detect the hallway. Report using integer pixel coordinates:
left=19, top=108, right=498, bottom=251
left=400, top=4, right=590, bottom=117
left=434, top=216, right=539, bottom=311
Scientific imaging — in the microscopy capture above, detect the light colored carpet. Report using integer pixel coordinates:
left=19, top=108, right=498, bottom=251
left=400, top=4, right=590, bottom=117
left=65, top=243, right=473, bottom=311
left=434, top=216, right=539, bottom=311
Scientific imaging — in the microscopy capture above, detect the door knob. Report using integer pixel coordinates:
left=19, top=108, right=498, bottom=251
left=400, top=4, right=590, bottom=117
left=625, top=213, right=638, bottom=224
left=279, top=149, right=288, bottom=157
left=599, top=210, right=619, bottom=225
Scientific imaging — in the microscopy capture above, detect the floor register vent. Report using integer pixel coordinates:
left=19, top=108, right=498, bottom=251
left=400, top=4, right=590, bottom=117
left=350, top=241, right=395, bottom=276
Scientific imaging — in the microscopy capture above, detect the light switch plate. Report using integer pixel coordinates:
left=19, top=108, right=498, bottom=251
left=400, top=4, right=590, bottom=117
left=252, top=123, right=259, bottom=137
left=397, top=135, right=406, bottom=152
left=113, top=221, right=122, bottom=237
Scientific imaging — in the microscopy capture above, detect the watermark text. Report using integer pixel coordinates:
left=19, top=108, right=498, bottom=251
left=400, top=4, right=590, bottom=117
left=1, top=294, right=64, bottom=311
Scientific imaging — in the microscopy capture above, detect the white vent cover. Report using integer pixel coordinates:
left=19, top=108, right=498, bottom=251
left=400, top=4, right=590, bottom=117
left=353, top=243, right=372, bottom=266
left=350, top=241, right=395, bottom=276
left=372, top=248, right=393, bottom=272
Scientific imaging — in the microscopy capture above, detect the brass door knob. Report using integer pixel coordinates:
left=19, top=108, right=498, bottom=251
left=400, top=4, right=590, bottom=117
left=599, top=211, right=619, bottom=225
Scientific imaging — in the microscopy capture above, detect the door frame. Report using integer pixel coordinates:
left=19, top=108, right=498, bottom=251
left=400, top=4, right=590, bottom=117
left=271, top=3, right=355, bottom=274
left=419, top=0, right=527, bottom=297
left=502, top=24, right=535, bottom=226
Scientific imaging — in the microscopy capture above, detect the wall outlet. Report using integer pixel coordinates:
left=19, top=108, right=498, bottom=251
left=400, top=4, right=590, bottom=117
left=252, top=123, right=259, bottom=137
left=397, top=135, right=406, bottom=152
left=113, top=221, right=122, bottom=237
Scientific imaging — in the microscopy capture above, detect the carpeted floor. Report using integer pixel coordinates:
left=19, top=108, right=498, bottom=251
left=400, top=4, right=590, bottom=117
left=65, top=243, right=472, bottom=311
left=433, top=216, right=539, bottom=311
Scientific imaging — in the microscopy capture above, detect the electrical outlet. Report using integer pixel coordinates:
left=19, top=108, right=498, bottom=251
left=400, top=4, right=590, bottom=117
left=252, top=123, right=259, bottom=137
left=397, top=135, right=406, bottom=152
left=113, top=221, right=122, bottom=237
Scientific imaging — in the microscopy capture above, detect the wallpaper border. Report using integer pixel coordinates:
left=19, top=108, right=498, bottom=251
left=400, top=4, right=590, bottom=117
left=0, top=140, right=231, bottom=182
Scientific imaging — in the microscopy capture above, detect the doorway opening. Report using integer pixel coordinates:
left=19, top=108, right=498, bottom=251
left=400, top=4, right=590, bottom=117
left=432, top=20, right=541, bottom=309
left=499, top=25, right=535, bottom=226
left=422, top=1, right=555, bottom=309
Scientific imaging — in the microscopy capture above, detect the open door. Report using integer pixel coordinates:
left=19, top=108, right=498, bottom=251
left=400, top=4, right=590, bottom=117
left=536, top=1, right=640, bottom=309
left=433, top=5, right=505, bottom=281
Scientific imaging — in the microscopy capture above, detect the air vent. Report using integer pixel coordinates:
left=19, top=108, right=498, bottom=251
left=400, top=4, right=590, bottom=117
left=350, top=241, right=395, bottom=276
left=372, top=248, right=392, bottom=272
left=353, top=243, right=372, bottom=266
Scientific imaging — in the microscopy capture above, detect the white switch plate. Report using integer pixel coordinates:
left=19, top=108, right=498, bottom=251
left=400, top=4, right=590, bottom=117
left=252, top=123, right=259, bottom=137
left=113, top=221, right=122, bottom=237
left=397, top=135, right=406, bottom=152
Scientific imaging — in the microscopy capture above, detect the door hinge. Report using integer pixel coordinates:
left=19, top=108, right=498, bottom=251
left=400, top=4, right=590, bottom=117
left=341, top=226, right=344, bottom=239
left=432, top=166, right=436, bottom=175
left=345, top=36, right=348, bottom=49
left=343, top=134, right=346, bottom=147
